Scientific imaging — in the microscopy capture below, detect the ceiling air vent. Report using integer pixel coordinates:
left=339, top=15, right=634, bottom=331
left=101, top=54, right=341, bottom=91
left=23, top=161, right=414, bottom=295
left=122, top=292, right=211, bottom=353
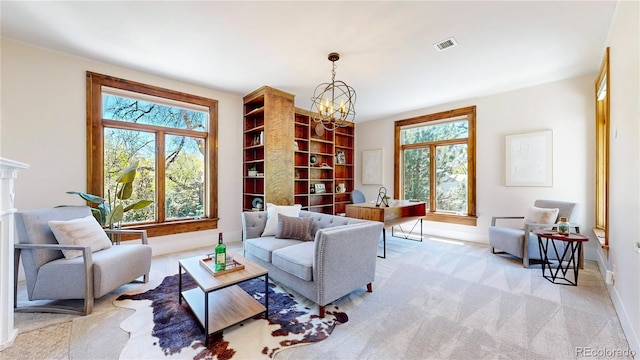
left=433, top=37, right=458, bottom=52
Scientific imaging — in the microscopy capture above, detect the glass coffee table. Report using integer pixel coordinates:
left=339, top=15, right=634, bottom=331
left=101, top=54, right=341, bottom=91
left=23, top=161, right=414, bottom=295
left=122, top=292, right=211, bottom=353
left=178, top=253, right=268, bottom=345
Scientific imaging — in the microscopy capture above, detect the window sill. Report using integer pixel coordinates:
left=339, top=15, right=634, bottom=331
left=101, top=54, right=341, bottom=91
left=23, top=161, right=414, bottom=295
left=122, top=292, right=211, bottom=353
left=424, top=212, right=477, bottom=226
left=120, top=218, right=219, bottom=239
left=593, top=227, right=608, bottom=249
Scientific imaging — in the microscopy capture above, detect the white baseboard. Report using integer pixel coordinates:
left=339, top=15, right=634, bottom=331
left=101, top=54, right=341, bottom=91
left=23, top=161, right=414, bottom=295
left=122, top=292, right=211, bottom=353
left=0, top=328, right=18, bottom=351
left=596, top=249, right=639, bottom=356
left=405, top=225, right=604, bottom=262
left=148, top=229, right=243, bottom=257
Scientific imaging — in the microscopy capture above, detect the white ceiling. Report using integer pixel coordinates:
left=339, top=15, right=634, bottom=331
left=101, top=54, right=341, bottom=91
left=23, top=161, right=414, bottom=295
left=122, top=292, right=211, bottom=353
left=1, top=1, right=617, bottom=122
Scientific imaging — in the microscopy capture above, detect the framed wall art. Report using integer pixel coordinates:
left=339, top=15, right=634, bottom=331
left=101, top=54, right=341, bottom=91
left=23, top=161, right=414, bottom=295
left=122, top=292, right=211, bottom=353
left=505, top=130, right=553, bottom=187
left=362, top=148, right=383, bottom=185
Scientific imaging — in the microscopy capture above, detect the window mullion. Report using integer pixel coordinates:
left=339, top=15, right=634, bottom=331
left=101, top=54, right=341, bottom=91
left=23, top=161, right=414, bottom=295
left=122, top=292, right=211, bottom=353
left=102, top=119, right=206, bottom=138
left=157, top=131, right=166, bottom=223
left=429, top=144, right=437, bottom=212
left=403, top=138, right=466, bottom=148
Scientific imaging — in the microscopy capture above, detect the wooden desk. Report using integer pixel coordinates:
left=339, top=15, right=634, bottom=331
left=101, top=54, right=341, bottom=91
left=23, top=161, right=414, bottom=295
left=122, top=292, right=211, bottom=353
left=346, top=200, right=426, bottom=258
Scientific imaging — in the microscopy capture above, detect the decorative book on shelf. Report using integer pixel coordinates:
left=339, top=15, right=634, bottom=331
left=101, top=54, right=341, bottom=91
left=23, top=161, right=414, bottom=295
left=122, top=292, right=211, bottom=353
left=200, top=256, right=245, bottom=276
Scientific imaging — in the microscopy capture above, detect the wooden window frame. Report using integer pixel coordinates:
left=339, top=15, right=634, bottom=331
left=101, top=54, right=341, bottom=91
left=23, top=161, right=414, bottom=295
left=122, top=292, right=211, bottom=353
left=86, top=72, right=218, bottom=237
left=595, top=48, right=609, bottom=249
left=394, top=106, right=477, bottom=226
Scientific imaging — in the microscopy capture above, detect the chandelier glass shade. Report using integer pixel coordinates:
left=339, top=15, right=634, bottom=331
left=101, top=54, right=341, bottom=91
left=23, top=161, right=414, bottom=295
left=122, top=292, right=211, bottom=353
left=310, top=52, right=356, bottom=131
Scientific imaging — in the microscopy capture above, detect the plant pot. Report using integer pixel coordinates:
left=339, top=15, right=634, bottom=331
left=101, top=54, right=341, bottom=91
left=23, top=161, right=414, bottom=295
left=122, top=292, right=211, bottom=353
left=248, top=170, right=257, bottom=177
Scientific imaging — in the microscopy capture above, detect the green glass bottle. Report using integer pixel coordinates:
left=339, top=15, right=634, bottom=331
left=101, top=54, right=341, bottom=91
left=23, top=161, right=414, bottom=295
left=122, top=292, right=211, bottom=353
left=215, top=232, right=226, bottom=271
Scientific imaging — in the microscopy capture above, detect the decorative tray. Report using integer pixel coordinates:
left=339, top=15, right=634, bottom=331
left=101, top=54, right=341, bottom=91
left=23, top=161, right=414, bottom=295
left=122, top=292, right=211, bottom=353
left=200, top=256, right=245, bottom=276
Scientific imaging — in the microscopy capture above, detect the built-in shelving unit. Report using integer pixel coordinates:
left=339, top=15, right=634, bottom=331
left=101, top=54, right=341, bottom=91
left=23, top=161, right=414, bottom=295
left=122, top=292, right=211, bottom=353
left=304, top=109, right=336, bottom=214
left=333, top=125, right=355, bottom=215
left=242, top=86, right=295, bottom=211
left=242, top=86, right=354, bottom=215
left=294, top=112, right=310, bottom=209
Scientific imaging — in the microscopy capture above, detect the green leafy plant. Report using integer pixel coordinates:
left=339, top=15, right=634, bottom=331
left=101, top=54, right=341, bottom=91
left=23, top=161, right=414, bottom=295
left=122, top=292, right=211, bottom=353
left=68, top=161, right=153, bottom=228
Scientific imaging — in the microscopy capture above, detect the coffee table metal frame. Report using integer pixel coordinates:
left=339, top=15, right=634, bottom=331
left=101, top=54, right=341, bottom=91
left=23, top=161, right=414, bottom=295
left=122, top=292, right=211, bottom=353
left=535, top=231, right=588, bottom=286
left=178, top=253, right=268, bottom=345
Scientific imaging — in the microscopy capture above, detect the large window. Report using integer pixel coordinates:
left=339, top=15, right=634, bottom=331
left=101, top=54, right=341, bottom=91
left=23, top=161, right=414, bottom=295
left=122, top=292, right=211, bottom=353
left=87, top=72, right=218, bottom=237
left=595, top=48, right=609, bottom=249
left=394, top=106, right=476, bottom=225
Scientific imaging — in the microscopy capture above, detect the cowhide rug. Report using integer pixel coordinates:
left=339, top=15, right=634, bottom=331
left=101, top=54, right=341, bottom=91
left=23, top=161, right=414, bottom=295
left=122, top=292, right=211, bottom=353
left=114, top=274, right=348, bottom=359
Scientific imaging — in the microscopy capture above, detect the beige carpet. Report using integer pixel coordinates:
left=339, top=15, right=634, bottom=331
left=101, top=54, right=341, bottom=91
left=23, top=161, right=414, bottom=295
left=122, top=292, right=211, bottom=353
left=277, top=236, right=631, bottom=359
left=3, top=236, right=631, bottom=359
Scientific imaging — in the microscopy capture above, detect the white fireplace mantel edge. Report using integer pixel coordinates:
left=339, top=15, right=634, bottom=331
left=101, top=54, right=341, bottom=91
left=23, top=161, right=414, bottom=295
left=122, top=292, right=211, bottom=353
left=0, top=157, right=30, bottom=350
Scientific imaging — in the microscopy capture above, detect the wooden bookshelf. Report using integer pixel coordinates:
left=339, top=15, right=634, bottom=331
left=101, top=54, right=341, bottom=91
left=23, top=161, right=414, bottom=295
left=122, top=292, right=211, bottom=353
left=334, top=125, right=355, bottom=215
left=242, top=86, right=354, bottom=215
left=242, top=86, right=295, bottom=211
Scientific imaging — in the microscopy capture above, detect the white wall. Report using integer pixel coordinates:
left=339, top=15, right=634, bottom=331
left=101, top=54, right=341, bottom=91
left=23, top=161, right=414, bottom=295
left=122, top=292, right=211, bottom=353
left=601, top=0, right=640, bottom=353
left=356, top=75, right=596, bottom=254
left=356, top=1, right=640, bottom=350
left=0, top=39, right=244, bottom=255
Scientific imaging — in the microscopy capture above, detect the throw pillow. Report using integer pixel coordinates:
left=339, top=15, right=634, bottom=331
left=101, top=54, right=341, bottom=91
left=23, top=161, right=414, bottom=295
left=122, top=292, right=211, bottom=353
left=48, top=215, right=112, bottom=259
left=522, top=206, right=559, bottom=230
left=261, top=203, right=302, bottom=237
left=275, top=213, right=313, bottom=241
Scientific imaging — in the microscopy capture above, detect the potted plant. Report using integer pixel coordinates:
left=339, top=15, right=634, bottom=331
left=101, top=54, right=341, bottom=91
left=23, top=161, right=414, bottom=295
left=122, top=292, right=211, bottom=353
left=248, top=166, right=258, bottom=177
left=67, top=161, right=153, bottom=230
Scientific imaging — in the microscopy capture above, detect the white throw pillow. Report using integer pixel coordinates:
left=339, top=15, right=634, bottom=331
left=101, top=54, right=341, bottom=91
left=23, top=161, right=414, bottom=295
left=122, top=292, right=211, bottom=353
left=48, top=215, right=112, bottom=259
left=261, top=203, right=302, bottom=237
left=522, top=206, right=559, bottom=230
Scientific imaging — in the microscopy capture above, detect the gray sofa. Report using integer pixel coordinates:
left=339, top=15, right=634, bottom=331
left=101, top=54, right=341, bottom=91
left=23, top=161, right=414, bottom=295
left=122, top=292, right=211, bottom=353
left=241, top=210, right=383, bottom=317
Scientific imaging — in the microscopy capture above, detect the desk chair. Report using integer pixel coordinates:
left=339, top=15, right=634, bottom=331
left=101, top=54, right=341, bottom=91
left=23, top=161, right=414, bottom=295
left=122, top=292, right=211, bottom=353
left=351, top=189, right=366, bottom=204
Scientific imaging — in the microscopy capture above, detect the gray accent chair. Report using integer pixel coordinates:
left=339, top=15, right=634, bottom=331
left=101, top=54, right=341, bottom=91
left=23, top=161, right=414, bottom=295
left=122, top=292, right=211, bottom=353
left=14, top=206, right=152, bottom=315
left=488, top=200, right=580, bottom=268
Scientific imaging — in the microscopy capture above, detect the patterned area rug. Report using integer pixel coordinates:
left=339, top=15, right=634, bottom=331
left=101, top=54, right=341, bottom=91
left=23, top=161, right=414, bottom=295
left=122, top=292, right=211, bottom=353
left=114, top=274, right=347, bottom=359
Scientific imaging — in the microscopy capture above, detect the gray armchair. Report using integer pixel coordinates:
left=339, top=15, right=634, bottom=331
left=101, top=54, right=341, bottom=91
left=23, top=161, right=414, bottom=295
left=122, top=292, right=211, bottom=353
left=488, top=200, right=580, bottom=268
left=14, top=206, right=152, bottom=315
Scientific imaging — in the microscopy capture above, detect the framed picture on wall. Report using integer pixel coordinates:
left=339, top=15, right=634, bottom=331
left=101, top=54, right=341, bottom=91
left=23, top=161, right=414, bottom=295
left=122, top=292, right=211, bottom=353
left=362, top=148, right=383, bottom=185
left=505, top=130, right=553, bottom=186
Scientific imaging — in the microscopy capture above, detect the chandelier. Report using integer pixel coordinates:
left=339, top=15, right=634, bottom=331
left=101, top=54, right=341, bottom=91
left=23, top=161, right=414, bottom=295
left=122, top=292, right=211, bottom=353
left=310, top=52, right=356, bottom=131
